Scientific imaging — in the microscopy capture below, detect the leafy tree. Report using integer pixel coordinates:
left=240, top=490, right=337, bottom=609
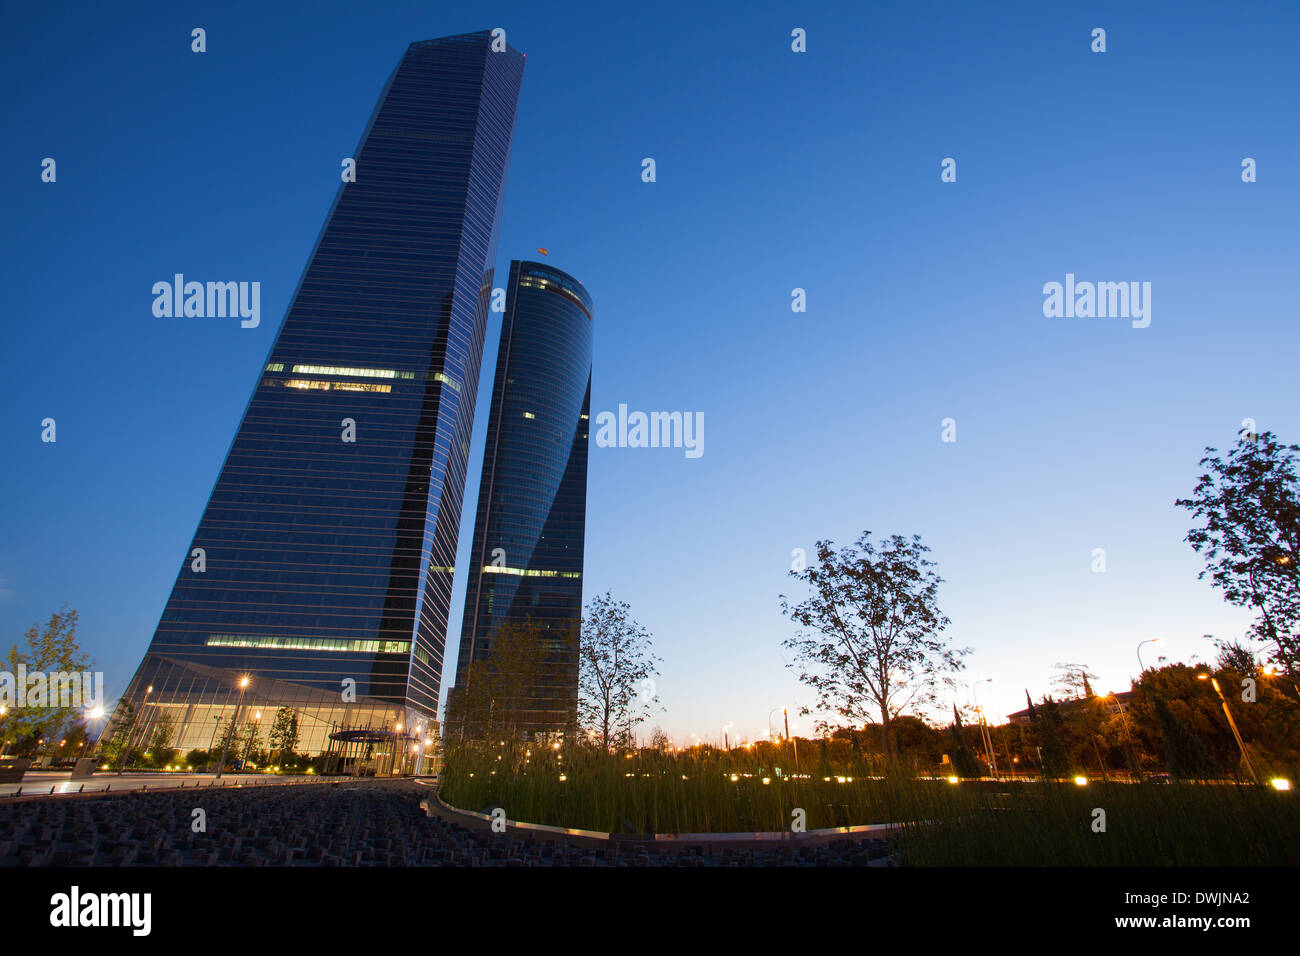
left=1212, top=636, right=1258, bottom=675
left=1151, top=694, right=1217, bottom=780
left=268, top=707, right=300, bottom=765
left=99, top=701, right=139, bottom=768
left=577, top=593, right=660, bottom=751
left=147, top=711, right=177, bottom=767
left=649, top=726, right=671, bottom=753
left=1176, top=429, right=1300, bottom=674
left=211, top=716, right=239, bottom=769
left=1127, top=664, right=1238, bottom=775
left=2, top=608, right=94, bottom=746
left=780, top=532, right=968, bottom=758
left=450, top=617, right=573, bottom=743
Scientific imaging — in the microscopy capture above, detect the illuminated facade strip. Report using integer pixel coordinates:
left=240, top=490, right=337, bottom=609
left=283, top=379, right=393, bottom=393
left=481, top=565, right=581, bottom=579
left=206, top=634, right=410, bottom=654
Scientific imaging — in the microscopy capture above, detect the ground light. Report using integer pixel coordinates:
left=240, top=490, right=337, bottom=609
left=1074, top=776, right=1088, bottom=786
left=947, top=776, right=959, bottom=784
left=1271, top=778, right=1292, bottom=791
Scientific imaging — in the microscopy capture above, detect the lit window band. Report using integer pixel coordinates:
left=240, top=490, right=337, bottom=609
left=481, top=565, right=581, bottom=579
left=206, top=634, right=411, bottom=654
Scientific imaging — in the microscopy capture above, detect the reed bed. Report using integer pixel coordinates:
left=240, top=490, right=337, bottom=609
left=439, top=744, right=1300, bottom=865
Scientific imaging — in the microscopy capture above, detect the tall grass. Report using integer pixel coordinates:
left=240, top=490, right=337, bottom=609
left=439, top=743, right=1300, bottom=864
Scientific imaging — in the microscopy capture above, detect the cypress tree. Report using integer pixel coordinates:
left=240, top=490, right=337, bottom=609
left=1036, top=697, right=1071, bottom=777
left=948, top=705, right=983, bottom=778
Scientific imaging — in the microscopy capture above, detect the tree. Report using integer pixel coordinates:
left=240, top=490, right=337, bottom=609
left=1151, top=694, right=1217, bottom=780
left=147, top=711, right=177, bottom=767
left=649, top=726, right=671, bottom=753
left=1051, top=662, right=1098, bottom=700
left=2, top=608, right=94, bottom=747
left=449, top=617, right=573, bottom=743
left=268, top=707, right=300, bottom=765
left=577, top=592, right=660, bottom=751
left=1211, top=636, right=1258, bottom=675
left=780, top=532, right=968, bottom=759
left=1176, top=429, right=1300, bottom=674
left=211, top=716, right=239, bottom=769
left=99, top=701, right=139, bottom=768
left=947, top=706, right=983, bottom=778
left=1035, top=697, right=1071, bottom=777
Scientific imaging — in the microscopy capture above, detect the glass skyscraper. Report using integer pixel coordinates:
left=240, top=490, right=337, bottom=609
left=450, top=261, right=593, bottom=739
left=112, top=32, right=525, bottom=763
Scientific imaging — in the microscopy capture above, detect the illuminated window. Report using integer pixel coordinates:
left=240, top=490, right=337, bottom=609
left=283, top=379, right=391, bottom=393
left=206, top=634, right=411, bottom=654
left=292, top=364, right=397, bottom=379
left=481, top=565, right=581, bottom=579
left=522, top=411, right=536, bottom=419
left=265, top=362, right=285, bottom=372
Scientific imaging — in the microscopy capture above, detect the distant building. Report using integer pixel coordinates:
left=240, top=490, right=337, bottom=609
left=1007, top=691, right=1133, bottom=725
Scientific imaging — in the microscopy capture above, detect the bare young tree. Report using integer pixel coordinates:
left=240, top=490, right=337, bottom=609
left=578, top=592, right=660, bottom=751
left=780, top=532, right=968, bottom=759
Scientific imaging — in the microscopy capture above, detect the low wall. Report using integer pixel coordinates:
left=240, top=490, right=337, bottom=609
left=418, top=783, right=903, bottom=850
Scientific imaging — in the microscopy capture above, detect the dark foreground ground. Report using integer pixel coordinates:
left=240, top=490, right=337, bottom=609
left=0, top=780, right=894, bottom=867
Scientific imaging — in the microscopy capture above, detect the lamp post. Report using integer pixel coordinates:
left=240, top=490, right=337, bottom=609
left=216, top=676, right=250, bottom=781
left=784, top=707, right=799, bottom=773
left=973, top=679, right=999, bottom=779
left=1198, top=673, right=1260, bottom=784
left=1137, top=638, right=1161, bottom=674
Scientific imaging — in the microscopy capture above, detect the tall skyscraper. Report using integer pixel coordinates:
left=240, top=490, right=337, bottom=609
left=112, top=32, right=525, bottom=763
left=450, top=261, right=593, bottom=739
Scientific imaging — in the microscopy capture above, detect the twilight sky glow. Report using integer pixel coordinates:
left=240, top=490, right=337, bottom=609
left=3, top=1, right=1296, bottom=743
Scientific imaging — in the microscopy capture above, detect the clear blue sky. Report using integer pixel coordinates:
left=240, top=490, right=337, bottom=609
left=2, top=1, right=1296, bottom=743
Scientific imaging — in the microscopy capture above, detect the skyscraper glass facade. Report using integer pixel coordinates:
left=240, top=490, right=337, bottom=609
left=451, top=261, right=593, bottom=737
left=113, top=32, right=525, bottom=761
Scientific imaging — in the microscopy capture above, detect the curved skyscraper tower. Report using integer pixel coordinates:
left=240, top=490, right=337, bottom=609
left=111, top=32, right=525, bottom=766
left=451, top=261, right=593, bottom=739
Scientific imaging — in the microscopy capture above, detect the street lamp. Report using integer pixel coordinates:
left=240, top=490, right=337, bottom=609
left=973, top=679, right=999, bottom=778
left=216, top=676, right=250, bottom=781
left=1198, top=673, right=1260, bottom=784
left=1137, top=638, right=1161, bottom=674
